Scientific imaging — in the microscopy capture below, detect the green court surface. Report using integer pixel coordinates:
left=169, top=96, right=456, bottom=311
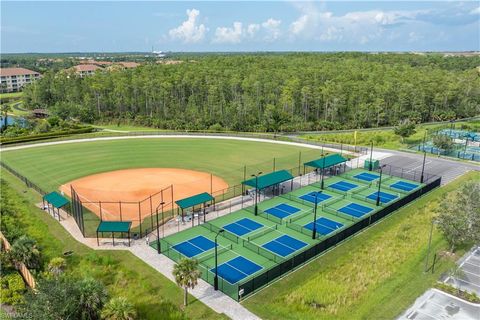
left=155, top=168, right=426, bottom=300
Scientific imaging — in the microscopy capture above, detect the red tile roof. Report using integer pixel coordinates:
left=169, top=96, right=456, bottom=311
left=0, top=67, right=41, bottom=77
left=118, top=62, right=139, bottom=68
left=73, top=64, right=101, bottom=72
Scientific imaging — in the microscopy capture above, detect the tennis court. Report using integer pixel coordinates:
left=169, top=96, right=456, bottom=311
left=212, top=256, right=263, bottom=284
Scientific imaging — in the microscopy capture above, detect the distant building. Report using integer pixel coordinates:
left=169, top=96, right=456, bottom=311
left=73, top=64, right=101, bottom=77
left=32, top=108, right=49, bottom=118
left=118, top=62, right=140, bottom=68
left=0, top=67, right=42, bottom=93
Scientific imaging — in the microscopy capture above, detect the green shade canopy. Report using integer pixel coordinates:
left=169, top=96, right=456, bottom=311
left=304, top=153, right=348, bottom=169
left=242, top=170, right=294, bottom=190
left=97, top=221, right=132, bottom=233
left=43, top=191, right=69, bottom=209
left=175, top=192, right=214, bottom=209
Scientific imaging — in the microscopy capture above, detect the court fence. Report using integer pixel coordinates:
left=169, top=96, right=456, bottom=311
left=159, top=162, right=442, bottom=301
left=235, top=175, right=441, bottom=300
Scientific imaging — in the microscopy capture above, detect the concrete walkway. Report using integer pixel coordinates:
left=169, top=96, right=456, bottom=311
left=0, top=134, right=356, bottom=156
left=38, top=203, right=260, bottom=320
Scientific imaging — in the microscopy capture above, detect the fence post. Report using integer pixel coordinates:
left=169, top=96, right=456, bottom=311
left=119, top=201, right=122, bottom=221
left=138, top=203, right=142, bottom=238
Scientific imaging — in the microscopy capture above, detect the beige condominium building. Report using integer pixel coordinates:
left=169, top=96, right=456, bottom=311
left=0, top=67, right=42, bottom=93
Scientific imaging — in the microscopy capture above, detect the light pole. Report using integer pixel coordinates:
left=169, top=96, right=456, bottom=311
left=425, top=219, right=436, bottom=272
left=155, top=201, right=165, bottom=254
left=320, top=153, right=326, bottom=190
left=251, top=172, right=262, bottom=216
left=376, top=165, right=386, bottom=206
left=312, top=192, right=320, bottom=239
left=420, top=130, right=428, bottom=183
left=214, top=229, right=225, bottom=291
left=369, top=141, right=374, bottom=171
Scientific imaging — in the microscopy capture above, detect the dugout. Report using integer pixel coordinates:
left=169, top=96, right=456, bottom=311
left=43, top=191, right=69, bottom=221
left=175, top=192, right=215, bottom=226
left=96, top=221, right=132, bottom=246
left=242, top=170, right=294, bottom=197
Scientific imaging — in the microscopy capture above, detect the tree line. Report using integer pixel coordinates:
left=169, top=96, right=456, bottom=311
left=22, top=53, right=480, bottom=131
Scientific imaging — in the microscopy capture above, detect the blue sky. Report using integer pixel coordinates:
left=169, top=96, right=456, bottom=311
left=1, top=1, right=479, bottom=52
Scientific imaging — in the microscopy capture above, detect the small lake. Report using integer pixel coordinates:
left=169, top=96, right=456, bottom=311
left=0, top=116, right=27, bottom=128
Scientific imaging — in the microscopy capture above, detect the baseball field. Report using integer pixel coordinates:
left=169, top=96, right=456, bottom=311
left=1, top=137, right=326, bottom=232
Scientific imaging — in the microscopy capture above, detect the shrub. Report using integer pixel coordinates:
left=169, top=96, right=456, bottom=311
left=0, top=272, right=26, bottom=305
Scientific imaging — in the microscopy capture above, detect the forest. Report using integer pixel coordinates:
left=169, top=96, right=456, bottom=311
left=22, top=53, right=480, bottom=132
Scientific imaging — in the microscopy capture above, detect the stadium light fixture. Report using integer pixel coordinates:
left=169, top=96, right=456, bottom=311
left=214, top=229, right=225, bottom=290
left=155, top=201, right=166, bottom=254
left=376, top=165, right=387, bottom=206
left=251, top=172, right=262, bottom=216
left=312, top=191, right=320, bottom=240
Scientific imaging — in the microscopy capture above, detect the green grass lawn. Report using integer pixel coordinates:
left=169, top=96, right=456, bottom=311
left=93, top=124, right=163, bottom=132
left=1, top=138, right=322, bottom=192
left=0, top=168, right=226, bottom=320
left=300, top=120, right=480, bottom=150
left=0, top=92, right=23, bottom=100
left=242, top=171, right=478, bottom=320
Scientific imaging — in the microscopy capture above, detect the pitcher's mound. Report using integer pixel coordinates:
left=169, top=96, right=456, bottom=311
left=60, top=168, right=228, bottom=225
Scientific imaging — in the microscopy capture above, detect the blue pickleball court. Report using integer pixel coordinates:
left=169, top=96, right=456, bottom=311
left=264, top=203, right=301, bottom=220
left=212, top=256, right=263, bottom=284
left=223, top=218, right=263, bottom=236
left=338, top=202, right=373, bottom=218
left=353, top=172, right=380, bottom=182
left=304, top=217, right=344, bottom=236
left=299, top=191, right=332, bottom=205
left=366, top=191, right=398, bottom=204
left=329, top=180, right=358, bottom=192
left=172, top=235, right=216, bottom=258
left=389, top=181, right=418, bottom=192
left=262, top=235, right=308, bottom=257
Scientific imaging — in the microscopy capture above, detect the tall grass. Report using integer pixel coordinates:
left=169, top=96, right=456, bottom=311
left=243, top=172, right=478, bottom=320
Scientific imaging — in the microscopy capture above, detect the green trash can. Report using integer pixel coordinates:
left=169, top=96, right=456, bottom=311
left=364, top=159, right=379, bottom=171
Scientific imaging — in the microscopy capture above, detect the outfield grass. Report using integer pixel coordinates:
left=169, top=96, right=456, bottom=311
left=0, top=168, right=226, bottom=320
left=242, top=171, right=478, bottom=320
left=1, top=138, right=321, bottom=192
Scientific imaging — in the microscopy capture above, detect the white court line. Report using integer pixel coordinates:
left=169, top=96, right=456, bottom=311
left=404, top=160, right=432, bottom=173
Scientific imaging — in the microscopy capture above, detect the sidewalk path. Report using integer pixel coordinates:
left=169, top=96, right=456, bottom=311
left=37, top=203, right=260, bottom=320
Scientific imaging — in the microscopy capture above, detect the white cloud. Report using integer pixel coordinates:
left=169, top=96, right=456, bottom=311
left=212, top=18, right=281, bottom=44
left=288, top=3, right=425, bottom=44
left=470, top=7, right=480, bottom=15
left=168, top=9, right=207, bottom=43
left=214, top=22, right=243, bottom=44
left=262, top=18, right=282, bottom=41
left=247, top=23, right=260, bottom=37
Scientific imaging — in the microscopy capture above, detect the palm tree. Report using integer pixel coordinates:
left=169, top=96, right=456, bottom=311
left=76, top=277, right=108, bottom=320
left=9, top=235, right=41, bottom=270
left=47, top=257, right=67, bottom=277
left=1, top=104, right=12, bottom=130
left=101, top=297, right=137, bottom=320
left=172, top=258, right=201, bottom=306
